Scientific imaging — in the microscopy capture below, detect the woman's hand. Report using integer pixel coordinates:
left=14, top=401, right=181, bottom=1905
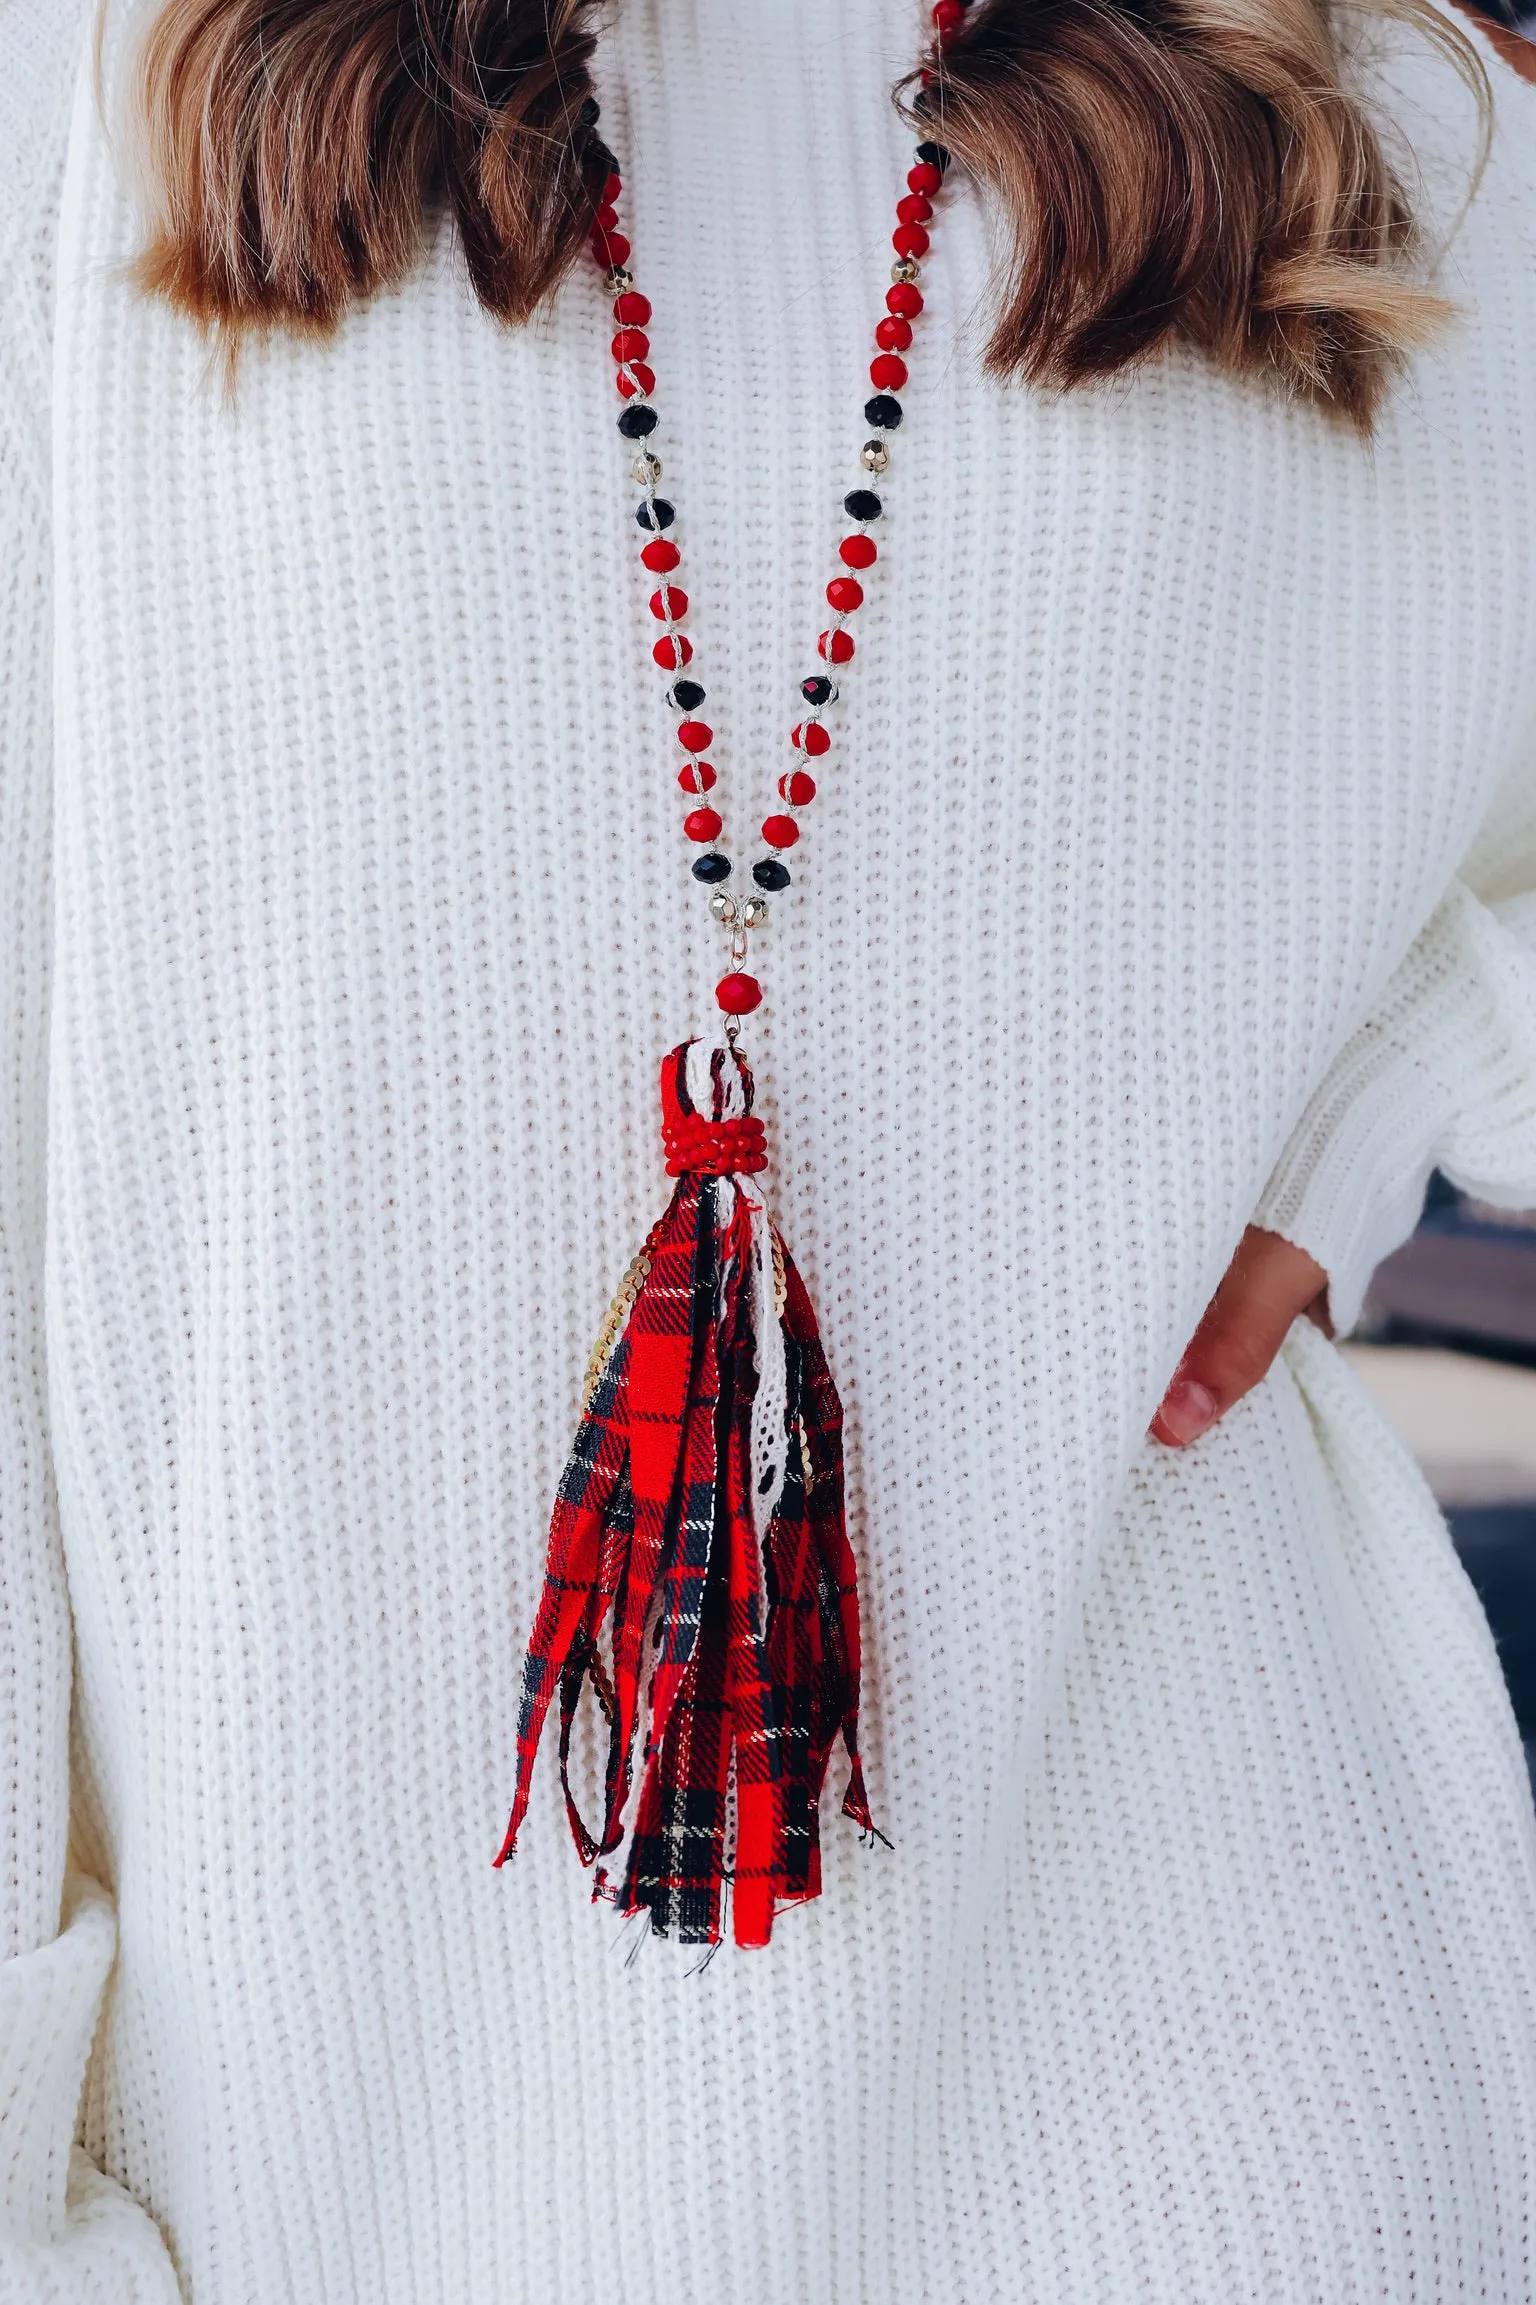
left=1150, top=1227, right=1332, bottom=1447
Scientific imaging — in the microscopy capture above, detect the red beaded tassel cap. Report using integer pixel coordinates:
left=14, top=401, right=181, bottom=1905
left=493, top=1040, right=873, bottom=1947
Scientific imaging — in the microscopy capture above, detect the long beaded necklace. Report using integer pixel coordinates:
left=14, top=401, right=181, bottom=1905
left=494, top=9, right=964, bottom=1951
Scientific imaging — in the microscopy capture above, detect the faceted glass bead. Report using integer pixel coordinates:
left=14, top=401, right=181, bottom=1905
left=617, top=403, right=658, bottom=438
left=670, top=680, right=706, bottom=709
left=844, top=489, right=882, bottom=521
left=693, top=853, right=732, bottom=883
left=653, top=634, right=692, bottom=668
left=869, top=355, right=908, bottom=392
left=636, top=498, right=675, bottom=529
left=753, top=859, right=792, bottom=891
left=826, top=575, right=864, bottom=612
left=801, top=674, right=837, bottom=705
left=649, top=586, right=688, bottom=620
left=613, top=290, right=652, bottom=325
left=762, top=813, right=800, bottom=849
left=641, top=537, right=679, bottom=571
left=779, top=771, right=816, bottom=805
left=890, top=259, right=921, bottom=284
left=684, top=807, right=723, bottom=843
left=677, top=760, right=716, bottom=793
left=864, top=394, right=903, bottom=429
left=742, top=896, right=770, bottom=927
left=709, top=892, right=738, bottom=922
left=915, top=139, right=952, bottom=172
left=840, top=534, right=877, bottom=569
left=632, top=454, right=663, bottom=484
left=886, top=281, right=923, bottom=318
left=616, top=364, right=656, bottom=400
left=716, top=973, right=763, bottom=1016
left=860, top=441, right=890, bottom=472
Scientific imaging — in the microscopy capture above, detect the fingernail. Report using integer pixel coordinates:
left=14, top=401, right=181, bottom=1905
left=1154, top=1377, right=1218, bottom=1446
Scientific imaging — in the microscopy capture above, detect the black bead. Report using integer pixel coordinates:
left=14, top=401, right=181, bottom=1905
left=670, top=680, right=706, bottom=710
left=915, top=140, right=951, bottom=173
left=637, top=498, right=675, bottom=531
left=844, top=488, right=883, bottom=522
left=800, top=675, right=836, bottom=707
left=753, top=858, right=791, bottom=892
left=617, top=403, right=658, bottom=439
left=578, top=97, right=601, bottom=126
left=864, top=394, right=903, bottom=430
left=693, top=852, right=732, bottom=884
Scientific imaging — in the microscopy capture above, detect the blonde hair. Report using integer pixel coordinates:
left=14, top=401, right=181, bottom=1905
left=127, top=0, right=1489, bottom=429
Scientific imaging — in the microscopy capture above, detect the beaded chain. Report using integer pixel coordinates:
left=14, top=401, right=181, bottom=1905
left=580, top=2, right=966, bottom=1026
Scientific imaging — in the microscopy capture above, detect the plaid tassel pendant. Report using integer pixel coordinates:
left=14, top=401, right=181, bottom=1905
left=493, top=1040, right=874, bottom=1947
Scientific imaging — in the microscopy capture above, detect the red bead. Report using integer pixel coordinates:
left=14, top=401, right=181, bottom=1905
left=677, top=719, right=713, bottom=751
left=907, top=161, right=943, bottom=195
left=793, top=720, right=832, bottom=754
left=591, top=229, right=630, bottom=267
left=649, top=586, right=688, bottom=620
left=826, top=575, right=864, bottom=612
left=594, top=203, right=619, bottom=232
left=869, top=353, right=908, bottom=391
left=762, top=814, right=801, bottom=849
left=611, top=328, right=649, bottom=362
left=875, top=315, right=913, bottom=352
left=613, top=291, right=651, bottom=325
left=893, top=223, right=930, bottom=260
left=818, top=629, right=855, bottom=663
left=896, top=192, right=933, bottom=226
left=678, top=760, right=717, bottom=793
left=616, top=363, right=656, bottom=398
left=641, top=538, right=680, bottom=572
left=887, top=281, right=924, bottom=318
left=839, top=534, right=877, bottom=569
left=653, top=634, right=693, bottom=669
left=684, top=807, right=723, bottom=843
left=779, top=771, right=816, bottom=805
left=933, top=0, right=965, bottom=30
left=603, top=172, right=622, bottom=202
left=716, top=973, right=763, bottom=1016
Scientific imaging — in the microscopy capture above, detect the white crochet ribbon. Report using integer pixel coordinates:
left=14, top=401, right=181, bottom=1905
left=685, top=1039, right=790, bottom=1554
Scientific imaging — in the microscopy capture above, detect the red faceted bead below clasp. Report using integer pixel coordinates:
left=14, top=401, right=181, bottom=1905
left=613, top=291, right=652, bottom=326
left=716, top=973, right=763, bottom=1016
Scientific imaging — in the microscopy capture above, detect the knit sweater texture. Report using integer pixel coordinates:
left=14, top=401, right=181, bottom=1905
left=3, top=0, right=1536, bottom=2297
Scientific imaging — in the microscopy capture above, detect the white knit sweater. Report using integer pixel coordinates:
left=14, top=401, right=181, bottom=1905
left=4, top=0, right=1536, bottom=2297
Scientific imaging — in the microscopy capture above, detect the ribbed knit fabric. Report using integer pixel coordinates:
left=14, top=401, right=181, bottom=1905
left=3, top=0, right=1536, bottom=2297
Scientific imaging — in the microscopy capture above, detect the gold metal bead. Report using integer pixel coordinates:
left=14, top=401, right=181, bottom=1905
left=608, top=266, right=635, bottom=292
left=631, top=453, right=662, bottom=483
left=890, top=258, right=921, bottom=284
left=743, top=895, right=770, bottom=927
left=860, top=440, right=890, bottom=473
left=709, top=892, right=738, bottom=923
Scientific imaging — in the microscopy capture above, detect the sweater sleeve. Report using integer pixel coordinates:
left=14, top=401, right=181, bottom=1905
left=1253, top=760, right=1536, bottom=1338
left=0, top=7, right=182, bottom=2295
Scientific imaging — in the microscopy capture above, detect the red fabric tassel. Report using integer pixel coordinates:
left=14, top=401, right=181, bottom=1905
left=493, top=1040, right=873, bottom=1947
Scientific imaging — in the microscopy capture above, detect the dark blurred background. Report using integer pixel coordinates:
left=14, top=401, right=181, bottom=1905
left=1347, top=1185, right=1536, bottom=1787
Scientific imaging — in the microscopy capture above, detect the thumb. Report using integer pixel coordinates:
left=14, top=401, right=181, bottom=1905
left=1151, top=1227, right=1330, bottom=1447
